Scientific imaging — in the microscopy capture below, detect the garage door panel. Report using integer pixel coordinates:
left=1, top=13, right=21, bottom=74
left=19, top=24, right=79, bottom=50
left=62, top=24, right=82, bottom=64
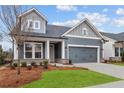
left=69, top=47, right=97, bottom=63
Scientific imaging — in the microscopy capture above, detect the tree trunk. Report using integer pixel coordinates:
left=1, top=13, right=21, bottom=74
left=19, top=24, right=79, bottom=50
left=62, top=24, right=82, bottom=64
left=10, top=39, right=14, bottom=67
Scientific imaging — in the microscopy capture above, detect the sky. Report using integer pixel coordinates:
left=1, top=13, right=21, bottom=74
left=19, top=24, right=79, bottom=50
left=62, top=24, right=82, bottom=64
left=1, top=5, right=124, bottom=50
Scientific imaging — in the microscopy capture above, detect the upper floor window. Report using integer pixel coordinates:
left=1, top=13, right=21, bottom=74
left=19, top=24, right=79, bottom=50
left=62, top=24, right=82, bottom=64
left=82, top=28, right=88, bottom=36
left=28, top=20, right=40, bottom=30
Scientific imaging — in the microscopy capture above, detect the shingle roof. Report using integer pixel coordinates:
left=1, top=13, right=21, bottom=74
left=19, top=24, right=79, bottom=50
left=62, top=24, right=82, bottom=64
left=101, top=32, right=124, bottom=41
left=19, top=24, right=70, bottom=39
left=18, top=23, right=124, bottom=41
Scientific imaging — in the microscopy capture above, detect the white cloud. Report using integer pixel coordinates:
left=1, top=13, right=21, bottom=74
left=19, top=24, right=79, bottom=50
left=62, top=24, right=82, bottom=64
left=56, top=5, right=77, bottom=11
left=116, top=8, right=124, bottom=15
left=113, top=17, right=124, bottom=27
left=103, top=8, right=108, bottom=12
left=52, top=19, right=80, bottom=27
left=77, top=12, right=110, bottom=26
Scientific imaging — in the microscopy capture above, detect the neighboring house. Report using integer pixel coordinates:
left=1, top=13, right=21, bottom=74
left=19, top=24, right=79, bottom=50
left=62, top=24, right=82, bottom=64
left=101, top=32, right=124, bottom=61
left=13, top=8, right=106, bottom=64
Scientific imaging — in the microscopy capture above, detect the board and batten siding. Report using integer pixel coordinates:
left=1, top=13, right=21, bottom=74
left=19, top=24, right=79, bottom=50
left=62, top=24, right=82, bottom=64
left=21, top=11, right=46, bottom=33
left=66, top=37, right=103, bottom=60
left=66, top=21, right=99, bottom=38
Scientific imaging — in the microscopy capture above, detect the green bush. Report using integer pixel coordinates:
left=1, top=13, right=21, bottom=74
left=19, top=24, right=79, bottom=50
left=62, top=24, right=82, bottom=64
left=31, top=61, right=36, bottom=66
left=43, top=60, right=48, bottom=69
left=21, top=62, right=27, bottom=67
left=13, top=63, right=17, bottom=67
left=121, top=51, right=124, bottom=62
left=40, top=62, right=42, bottom=66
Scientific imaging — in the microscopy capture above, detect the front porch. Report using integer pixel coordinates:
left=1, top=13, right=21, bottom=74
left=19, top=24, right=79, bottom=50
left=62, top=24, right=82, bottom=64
left=14, top=37, right=69, bottom=64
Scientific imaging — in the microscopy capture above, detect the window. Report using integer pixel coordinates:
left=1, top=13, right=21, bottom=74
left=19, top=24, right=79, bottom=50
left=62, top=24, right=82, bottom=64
left=35, top=44, right=41, bottom=58
left=34, top=21, right=40, bottom=29
left=82, top=28, right=88, bottom=35
left=28, top=20, right=33, bottom=29
left=27, top=20, right=40, bottom=30
left=25, top=43, right=32, bottom=58
left=115, top=47, right=123, bottom=57
left=120, top=48, right=123, bottom=57
left=24, top=43, right=43, bottom=59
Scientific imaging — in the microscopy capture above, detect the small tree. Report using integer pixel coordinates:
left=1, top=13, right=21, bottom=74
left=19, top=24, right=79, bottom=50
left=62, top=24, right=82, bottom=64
left=0, top=6, right=28, bottom=74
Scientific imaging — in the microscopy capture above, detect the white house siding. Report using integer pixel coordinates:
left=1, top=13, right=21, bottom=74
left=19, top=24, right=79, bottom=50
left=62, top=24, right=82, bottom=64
left=103, top=36, right=116, bottom=60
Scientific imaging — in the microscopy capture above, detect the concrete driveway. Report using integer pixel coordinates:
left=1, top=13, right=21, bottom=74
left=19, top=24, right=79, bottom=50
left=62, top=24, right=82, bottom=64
left=74, top=63, right=124, bottom=79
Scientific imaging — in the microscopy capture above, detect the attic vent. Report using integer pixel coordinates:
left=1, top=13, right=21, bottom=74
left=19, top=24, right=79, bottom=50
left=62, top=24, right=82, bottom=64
left=82, top=28, right=88, bottom=35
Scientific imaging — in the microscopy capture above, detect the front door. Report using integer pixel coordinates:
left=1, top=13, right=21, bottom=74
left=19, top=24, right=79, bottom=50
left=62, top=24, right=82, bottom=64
left=50, top=44, right=55, bottom=62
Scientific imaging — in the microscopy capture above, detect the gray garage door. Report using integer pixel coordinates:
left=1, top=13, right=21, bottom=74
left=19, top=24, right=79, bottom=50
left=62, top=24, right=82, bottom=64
left=69, top=47, right=97, bottom=63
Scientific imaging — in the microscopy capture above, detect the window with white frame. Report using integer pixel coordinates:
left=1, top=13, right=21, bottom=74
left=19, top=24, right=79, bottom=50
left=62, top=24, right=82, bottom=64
left=82, top=28, right=88, bottom=35
left=34, top=21, right=40, bottom=29
left=115, top=47, right=123, bottom=57
left=35, top=44, right=42, bottom=58
left=25, top=43, right=32, bottom=58
left=24, top=43, right=43, bottom=59
left=27, top=20, right=40, bottom=30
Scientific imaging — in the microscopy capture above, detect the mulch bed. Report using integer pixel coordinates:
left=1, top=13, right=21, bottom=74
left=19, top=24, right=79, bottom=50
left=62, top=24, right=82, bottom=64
left=0, top=65, right=86, bottom=88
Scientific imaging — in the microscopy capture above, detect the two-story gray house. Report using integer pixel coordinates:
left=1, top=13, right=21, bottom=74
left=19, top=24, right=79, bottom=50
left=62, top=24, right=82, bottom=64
left=13, top=8, right=105, bottom=64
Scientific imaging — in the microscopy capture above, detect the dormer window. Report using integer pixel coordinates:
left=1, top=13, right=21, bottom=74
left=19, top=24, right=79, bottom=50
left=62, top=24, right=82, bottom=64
left=34, top=21, right=40, bottom=29
left=82, top=28, right=88, bottom=35
left=27, top=20, right=40, bottom=30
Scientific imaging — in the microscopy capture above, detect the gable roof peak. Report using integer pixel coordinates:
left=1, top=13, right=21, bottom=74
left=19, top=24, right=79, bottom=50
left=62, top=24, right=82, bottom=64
left=18, top=7, right=47, bottom=21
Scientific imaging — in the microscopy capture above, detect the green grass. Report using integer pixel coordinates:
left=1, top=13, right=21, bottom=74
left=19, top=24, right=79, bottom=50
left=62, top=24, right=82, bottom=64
left=111, top=63, right=124, bottom=66
left=23, top=70, right=121, bottom=88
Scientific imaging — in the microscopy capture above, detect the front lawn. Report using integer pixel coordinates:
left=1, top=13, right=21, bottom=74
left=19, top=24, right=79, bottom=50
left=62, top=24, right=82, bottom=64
left=107, top=62, right=124, bottom=66
left=112, top=63, right=124, bottom=66
left=23, top=70, right=121, bottom=88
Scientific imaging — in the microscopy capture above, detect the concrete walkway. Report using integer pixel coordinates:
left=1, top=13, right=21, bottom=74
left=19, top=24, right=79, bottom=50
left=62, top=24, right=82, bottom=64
left=74, top=63, right=124, bottom=79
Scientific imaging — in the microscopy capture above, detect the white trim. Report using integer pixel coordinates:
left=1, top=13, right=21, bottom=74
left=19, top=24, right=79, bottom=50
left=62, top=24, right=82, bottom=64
left=18, top=8, right=47, bottom=21
left=24, top=42, right=43, bottom=59
left=65, top=35, right=101, bottom=40
left=62, top=18, right=104, bottom=40
left=68, top=44, right=100, bottom=63
left=25, top=36, right=64, bottom=42
left=46, top=40, right=50, bottom=60
left=61, top=40, right=65, bottom=59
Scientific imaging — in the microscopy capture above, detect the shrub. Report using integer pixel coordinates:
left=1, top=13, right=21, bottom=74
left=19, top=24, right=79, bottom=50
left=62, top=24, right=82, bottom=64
left=13, top=63, right=17, bottom=67
left=21, top=62, right=27, bottom=67
left=27, top=65, right=32, bottom=70
left=43, top=60, right=48, bottom=69
left=31, top=61, right=36, bottom=66
left=40, top=62, right=42, bottom=66
left=121, top=51, right=124, bottom=62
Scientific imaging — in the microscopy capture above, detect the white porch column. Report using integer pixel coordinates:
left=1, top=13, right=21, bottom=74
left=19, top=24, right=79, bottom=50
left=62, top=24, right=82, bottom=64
left=61, top=40, right=65, bottom=59
left=119, top=47, right=121, bottom=57
left=45, top=40, right=50, bottom=60
left=97, top=47, right=100, bottom=63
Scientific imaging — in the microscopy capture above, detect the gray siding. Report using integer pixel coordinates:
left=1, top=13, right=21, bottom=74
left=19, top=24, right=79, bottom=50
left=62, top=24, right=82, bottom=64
left=66, top=37, right=103, bottom=59
left=21, top=11, right=46, bottom=33
left=67, top=21, right=99, bottom=38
